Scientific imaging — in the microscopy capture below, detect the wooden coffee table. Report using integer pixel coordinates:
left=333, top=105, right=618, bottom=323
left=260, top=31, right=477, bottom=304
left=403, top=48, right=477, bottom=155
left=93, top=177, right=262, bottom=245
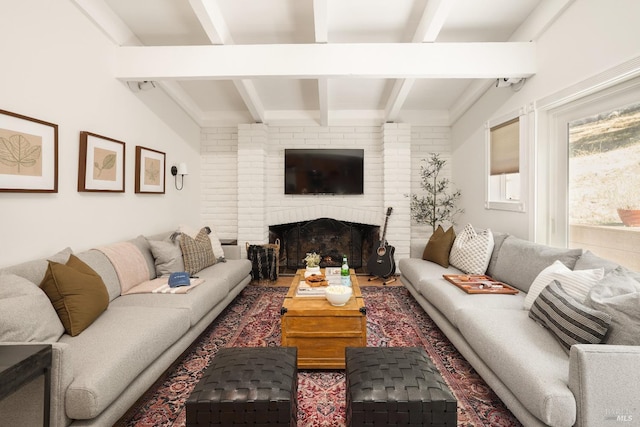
left=280, top=269, right=366, bottom=369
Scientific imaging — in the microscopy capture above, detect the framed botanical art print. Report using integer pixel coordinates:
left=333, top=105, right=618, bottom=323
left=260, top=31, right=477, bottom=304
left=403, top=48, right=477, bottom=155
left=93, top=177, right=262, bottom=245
left=135, top=146, right=165, bottom=194
left=0, top=108, right=58, bottom=192
left=78, top=131, right=125, bottom=192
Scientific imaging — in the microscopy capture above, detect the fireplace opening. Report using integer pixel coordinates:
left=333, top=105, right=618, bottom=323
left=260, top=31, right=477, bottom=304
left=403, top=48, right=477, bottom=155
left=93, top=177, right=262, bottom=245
left=269, top=218, right=380, bottom=275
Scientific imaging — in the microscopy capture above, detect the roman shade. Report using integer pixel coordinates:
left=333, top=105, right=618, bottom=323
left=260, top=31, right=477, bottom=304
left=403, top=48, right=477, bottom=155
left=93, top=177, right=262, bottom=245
left=490, top=117, right=520, bottom=175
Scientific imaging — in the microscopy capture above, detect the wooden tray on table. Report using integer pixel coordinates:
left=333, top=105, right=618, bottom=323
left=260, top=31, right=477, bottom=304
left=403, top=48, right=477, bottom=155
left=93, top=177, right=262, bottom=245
left=443, top=274, right=519, bottom=294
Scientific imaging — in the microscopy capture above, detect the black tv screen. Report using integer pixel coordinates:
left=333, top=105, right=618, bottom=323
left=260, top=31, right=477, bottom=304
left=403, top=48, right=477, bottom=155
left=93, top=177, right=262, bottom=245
left=285, top=149, right=364, bottom=195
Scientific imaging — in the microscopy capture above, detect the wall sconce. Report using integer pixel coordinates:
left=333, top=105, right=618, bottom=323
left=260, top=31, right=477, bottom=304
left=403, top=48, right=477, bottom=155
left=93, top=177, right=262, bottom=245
left=171, top=163, right=188, bottom=190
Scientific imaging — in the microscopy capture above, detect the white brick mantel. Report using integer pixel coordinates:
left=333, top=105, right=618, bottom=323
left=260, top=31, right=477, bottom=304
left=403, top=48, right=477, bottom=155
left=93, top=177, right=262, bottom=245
left=201, top=123, right=453, bottom=270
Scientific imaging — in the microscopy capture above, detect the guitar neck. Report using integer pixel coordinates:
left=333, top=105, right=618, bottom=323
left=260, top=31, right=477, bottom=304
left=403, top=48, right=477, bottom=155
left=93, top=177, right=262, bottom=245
left=379, top=208, right=392, bottom=245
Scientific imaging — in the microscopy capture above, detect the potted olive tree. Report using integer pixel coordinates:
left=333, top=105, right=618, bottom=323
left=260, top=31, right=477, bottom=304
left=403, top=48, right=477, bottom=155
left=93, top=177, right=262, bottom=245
left=407, top=153, right=464, bottom=232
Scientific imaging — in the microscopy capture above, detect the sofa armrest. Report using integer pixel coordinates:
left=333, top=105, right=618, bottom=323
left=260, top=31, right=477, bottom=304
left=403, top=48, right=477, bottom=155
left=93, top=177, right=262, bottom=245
left=569, top=344, right=640, bottom=426
left=0, top=342, right=72, bottom=426
left=223, top=245, right=241, bottom=260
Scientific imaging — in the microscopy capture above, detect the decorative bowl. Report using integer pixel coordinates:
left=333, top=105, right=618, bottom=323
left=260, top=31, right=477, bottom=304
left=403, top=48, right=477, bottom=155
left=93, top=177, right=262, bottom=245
left=324, top=285, right=352, bottom=306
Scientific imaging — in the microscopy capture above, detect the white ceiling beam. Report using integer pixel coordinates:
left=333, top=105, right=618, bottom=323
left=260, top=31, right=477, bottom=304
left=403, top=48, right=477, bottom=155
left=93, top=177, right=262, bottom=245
left=413, top=0, right=455, bottom=43
left=384, top=78, right=415, bottom=122
left=70, top=0, right=140, bottom=45
left=188, top=0, right=265, bottom=123
left=384, top=0, right=455, bottom=122
left=510, top=0, right=576, bottom=42
left=449, top=0, right=575, bottom=124
left=188, top=0, right=230, bottom=45
left=313, top=0, right=329, bottom=125
left=115, top=43, right=536, bottom=80
left=317, top=78, right=329, bottom=126
left=313, top=0, right=328, bottom=44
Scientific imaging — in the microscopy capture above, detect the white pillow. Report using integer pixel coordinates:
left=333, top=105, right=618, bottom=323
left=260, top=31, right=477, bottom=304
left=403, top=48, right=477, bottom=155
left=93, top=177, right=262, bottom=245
left=449, top=224, right=494, bottom=275
left=550, top=267, right=604, bottom=302
left=179, top=224, right=225, bottom=260
left=524, top=260, right=604, bottom=310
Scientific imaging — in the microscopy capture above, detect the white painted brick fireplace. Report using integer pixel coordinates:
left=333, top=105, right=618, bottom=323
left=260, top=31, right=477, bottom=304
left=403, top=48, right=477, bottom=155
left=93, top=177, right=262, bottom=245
left=201, top=123, right=452, bottom=271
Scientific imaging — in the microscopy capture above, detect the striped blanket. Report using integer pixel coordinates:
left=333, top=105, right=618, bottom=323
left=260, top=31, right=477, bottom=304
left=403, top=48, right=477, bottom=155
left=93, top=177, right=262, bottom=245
left=123, top=277, right=205, bottom=295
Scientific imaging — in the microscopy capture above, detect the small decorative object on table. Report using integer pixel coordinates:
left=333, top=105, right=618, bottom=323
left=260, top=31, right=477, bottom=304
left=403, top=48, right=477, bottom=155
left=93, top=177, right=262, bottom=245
left=304, top=252, right=321, bottom=278
left=304, top=273, right=327, bottom=287
left=340, top=254, right=351, bottom=286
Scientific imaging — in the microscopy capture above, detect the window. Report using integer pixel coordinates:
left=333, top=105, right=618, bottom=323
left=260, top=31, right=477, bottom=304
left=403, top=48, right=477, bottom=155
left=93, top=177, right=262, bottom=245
left=536, top=70, right=640, bottom=271
left=485, top=108, right=528, bottom=212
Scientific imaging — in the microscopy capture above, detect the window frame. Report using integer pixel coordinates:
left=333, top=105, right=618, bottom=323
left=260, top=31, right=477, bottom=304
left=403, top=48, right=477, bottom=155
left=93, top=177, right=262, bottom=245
left=484, top=107, right=530, bottom=213
left=535, top=71, right=640, bottom=246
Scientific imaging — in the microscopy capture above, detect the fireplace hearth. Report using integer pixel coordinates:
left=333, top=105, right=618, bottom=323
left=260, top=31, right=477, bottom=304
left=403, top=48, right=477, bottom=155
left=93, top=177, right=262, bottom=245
left=269, top=218, right=380, bottom=274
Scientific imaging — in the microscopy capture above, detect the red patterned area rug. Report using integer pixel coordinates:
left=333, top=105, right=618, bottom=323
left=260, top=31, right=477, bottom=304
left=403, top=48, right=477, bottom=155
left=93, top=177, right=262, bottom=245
left=116, top=286, right=522, bottom=427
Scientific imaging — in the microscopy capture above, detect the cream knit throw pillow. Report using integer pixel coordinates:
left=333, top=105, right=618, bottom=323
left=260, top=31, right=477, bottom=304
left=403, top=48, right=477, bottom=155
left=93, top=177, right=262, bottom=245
left=449, top=224, right=495, bottom=275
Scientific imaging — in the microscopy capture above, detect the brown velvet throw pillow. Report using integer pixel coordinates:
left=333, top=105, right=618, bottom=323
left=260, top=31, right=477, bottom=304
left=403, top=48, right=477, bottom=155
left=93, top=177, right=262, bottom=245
left=39, top=254, right=109, bottom=337
left=422, top=225, right=456, bottom=268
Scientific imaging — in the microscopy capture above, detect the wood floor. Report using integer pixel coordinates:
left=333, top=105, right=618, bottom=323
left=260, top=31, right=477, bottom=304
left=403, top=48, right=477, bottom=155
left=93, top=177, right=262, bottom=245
left=250, top=273, right=402, bottom=287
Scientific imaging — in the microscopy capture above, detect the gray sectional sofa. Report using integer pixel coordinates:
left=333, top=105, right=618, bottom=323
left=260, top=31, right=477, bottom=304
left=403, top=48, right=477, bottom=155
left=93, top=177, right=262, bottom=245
left=0, top=230, right=252, bottom=426
left=400, top=231, right=640, bottom=427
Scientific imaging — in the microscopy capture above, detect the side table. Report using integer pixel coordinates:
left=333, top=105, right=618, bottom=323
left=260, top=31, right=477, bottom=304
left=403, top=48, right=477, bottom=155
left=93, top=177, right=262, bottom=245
left=0, top=344, right=52, bottom=426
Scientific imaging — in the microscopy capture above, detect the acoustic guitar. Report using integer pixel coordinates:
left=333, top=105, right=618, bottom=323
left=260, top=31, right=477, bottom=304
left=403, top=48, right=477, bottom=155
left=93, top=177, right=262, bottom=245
left=367, top=207, right=396, bottom=279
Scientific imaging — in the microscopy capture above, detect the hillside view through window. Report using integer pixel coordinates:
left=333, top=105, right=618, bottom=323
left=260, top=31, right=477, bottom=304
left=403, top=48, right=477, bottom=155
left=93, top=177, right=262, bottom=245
left=569, top=102, right=640, bottom=226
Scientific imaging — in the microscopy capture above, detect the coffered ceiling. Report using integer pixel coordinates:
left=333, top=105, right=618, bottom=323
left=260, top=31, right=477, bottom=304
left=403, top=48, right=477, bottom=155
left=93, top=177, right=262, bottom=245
left=72, top=0, right=574, bottom=127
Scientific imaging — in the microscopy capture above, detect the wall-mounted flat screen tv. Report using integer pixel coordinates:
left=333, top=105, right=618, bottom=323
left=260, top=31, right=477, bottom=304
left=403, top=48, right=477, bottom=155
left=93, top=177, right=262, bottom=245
left=284, top=149, right=364, bottom=195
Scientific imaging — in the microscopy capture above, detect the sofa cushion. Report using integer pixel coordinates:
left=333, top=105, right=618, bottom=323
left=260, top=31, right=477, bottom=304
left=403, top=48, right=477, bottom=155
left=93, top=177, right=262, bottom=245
left=492, top=236, right=582, bottom=293
left=529, top=280, right=611, bottom=353
left=573, top=250, right=619, bottom=274
left=148, top=237, right=184, bottom=276
left=0, top=273, right=65, bottom=342
left=39, top=255, right=109, bottom=337
left=111, top=272, right=229, bottom=326
left=203, top=259, right=252, bottom=293
left=456, top=308, right=576, bottom=427
left=75, top=249, right=121, bottom=302
left=127, top=235, right=157, bottom=280
left=398, top=258, right=524, bottom=328
left=179, top=227, right=216, bottom=275
left=449, top=224, right=494, bottom=275
left=586, top=267, right=640, bottom=345
left=59, top=306, right=190, bottom=419
left=422, top=225, right=456, bottom=267
left=485, top=231, right=509, bottom=277
left=524, top=260, right=604, bottom=310
left=0, top=247, right=72, bottom=286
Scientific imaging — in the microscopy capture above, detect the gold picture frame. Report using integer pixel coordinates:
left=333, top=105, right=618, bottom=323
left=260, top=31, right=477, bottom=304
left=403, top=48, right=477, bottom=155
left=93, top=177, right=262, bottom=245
left=78, top=131, right=125, bottom=192
left=135, top=146, right=166, bottom=194
left=0, top=108, right=58, bottom=192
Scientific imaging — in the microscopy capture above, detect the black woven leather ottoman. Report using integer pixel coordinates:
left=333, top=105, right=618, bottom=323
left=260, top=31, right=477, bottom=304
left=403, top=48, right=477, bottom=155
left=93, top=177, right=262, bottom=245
left=345, top=347, right=457, bottom=427
left=186, top=347, right=297, bottom=426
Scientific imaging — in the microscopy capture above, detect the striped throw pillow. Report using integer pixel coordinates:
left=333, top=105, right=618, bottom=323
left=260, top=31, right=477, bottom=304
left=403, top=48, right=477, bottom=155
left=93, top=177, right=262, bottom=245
left=529, top=280, right=611, bottom=353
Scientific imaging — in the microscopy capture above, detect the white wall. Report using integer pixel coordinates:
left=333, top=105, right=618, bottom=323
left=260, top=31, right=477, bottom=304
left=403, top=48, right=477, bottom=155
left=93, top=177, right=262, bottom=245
left=0, top=0, right=201, bottom=267
left=451, top=0, right=640, bottom=240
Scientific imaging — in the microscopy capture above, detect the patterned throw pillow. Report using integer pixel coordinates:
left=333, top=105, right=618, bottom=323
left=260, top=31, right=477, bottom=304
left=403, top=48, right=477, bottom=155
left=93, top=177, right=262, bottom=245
left=422, top=225, right=456, bottom=268
left=449, top=224, right=494, bottom=275
left=529, top=280, right=611, bottom=353
left=180, top=227, right=216, bottom=275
